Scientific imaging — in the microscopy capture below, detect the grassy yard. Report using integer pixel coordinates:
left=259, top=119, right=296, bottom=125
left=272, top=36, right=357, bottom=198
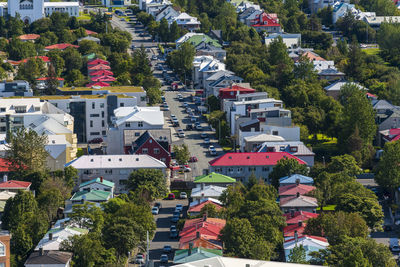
left=363, top=48, right=380, bottom=56
left=317, top=205, right=336, bottom=211
left=77, top=12, right=91, bottom=21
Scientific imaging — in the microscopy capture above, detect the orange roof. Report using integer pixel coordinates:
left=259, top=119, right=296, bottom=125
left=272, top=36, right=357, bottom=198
left=283, top=223, right=306, bottom=237
left=45, top=43, right=79, bottom=50
left=302, top=51, right=325, bottom=61
left=179, top=237, right=223, bottom=250
left=0, top=180, right=31, bottom=189
left=88, top=64, right=111, bottom=70
left=279, top=184, right=316, bottom=197
left=188, top=200, right=223, bottom=213
left=85, top=29, right=98, bottom=35
left=18, top=34, right=40, bottom=41
left=183, top=218, right=226, bottom=229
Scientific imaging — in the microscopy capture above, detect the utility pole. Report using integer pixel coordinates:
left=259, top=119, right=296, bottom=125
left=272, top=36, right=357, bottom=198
left=146, top=231, right=149, bottom=265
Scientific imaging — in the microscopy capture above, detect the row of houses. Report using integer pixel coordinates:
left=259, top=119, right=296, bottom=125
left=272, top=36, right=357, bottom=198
left=87, top=58, right=116, bottom=87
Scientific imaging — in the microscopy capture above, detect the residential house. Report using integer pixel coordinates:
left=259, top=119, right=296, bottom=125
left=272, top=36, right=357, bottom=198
left=0, top=180, right=31, bottom=193
left=283, top=210, right=319, bottom=225
left=283, top=221, right=307, bottom=238
left=66, top=155, right=167, bottom=193
left=188, top=200, right=223, bottom=217
left=177, top=33, right=221, bottom=49
left=18, top=34, right=40, bottom=42
left=324, top=80, right=367, bottom=100
left=279, top=174, right=314, bottom=186
left=169, top=12, right=201, bottom=31
left=127, top=130, right=171, bottom=166
left=180, top=217, right=226, bottom=244
left=279, top=184, right=316, bottom=199
left=34, top=226, right=88, bottom=251
left=155, top=5, right=180, bottom=22
left=379, top=128, right=400, bottom=146
left=0, top=80, right=33, bottom=97
left=0, top=230, right=10, bottom=267
left=257, top=141, right=315, bottom=166
left=192, top=56, right=226, bottom=89
left=0, top=191, right=16, bottom=215
left=173, top=248, right=223, bottom=264
left=64, top=189, right=112, bottom=216
left=146, top=0, right=173, bottom=16
left=36, top=77, right=64, bottom=89
left=25, top=250, right=72, bottom=267
left=242, top=134, right=286, bottom=152
left=179, top=236, right=223, bottom=250
left=235, top=1, right=261, bottom=13
left=191, top=185, right=226, bottom=201
left=193, top=172, right=236, bottom=188
left=222, top=92, right=268, bottom=115
left=318, top=68, right=345, bottom=81
left=239, top=7, right=263, bottom=26
left=174, top=256, right=319, bottom=267
left=44, top=43, right=79, bottom=51
left=250, top=12, right=282, bottom=33
left=372, top=99, right=400, bottom=131
left=205, top=70, right=243, bottom=97
left=79, top=177, right=115, bottom=198
left=209, top=152, right=307, bottom=183
left=0, top=158, right=25, bottom=181
left=195, top=42, right=226, bottom=62
left=284, top=235, right=329, bottom=262
left=332, top=2, right=355, bottom=22
left=280, top=194, right=318, bottom=213
left=265, top=33, right=301, bottom=48
left=77, top=36, right=101, bottom=44
left=219, top=85, right=256, bottom=104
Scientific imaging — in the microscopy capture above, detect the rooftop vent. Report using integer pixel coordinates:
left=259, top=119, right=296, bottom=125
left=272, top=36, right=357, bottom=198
left=136, top=158, right=139, bottom=161
left=108, top=158, right=111, bottom=161
left=119, top=158, right=122, bottom=161
left=247, top=156, right=250, bottom=159
left=90, top=159, right=94, bottom=162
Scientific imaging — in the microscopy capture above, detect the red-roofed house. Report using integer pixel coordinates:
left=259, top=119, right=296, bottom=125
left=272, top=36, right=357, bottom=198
left=279, top=184, right=316, bottom=199
left=283, top=222, right=306, bottom=237
left=88, top=59, right=110, bottom=66
left=209, top=152, right=306, bottom=183
left=179, top=222, right=223, bottom=241
left=90, top=75, right=116, bottom=83
left=0, top=158, right=23, bottom=177
left=86, top=81, right=111, bottom=88
left=251, top=12, right=282, bottom=33
left=88, top=64, right=111, bottom=71
left=44, top=43, right=79, bottom=51
left=85, top=29, right=98, bottom=35
left=380, top=128, right=400, bottom=144
left=90, top=70, right=114, bottom=76
left=0, top=180, right=31, bottom=192
left=179, top=235, right=223, bottom=250
left=183, top=217, right=226, bottom=229
left=18, top=34, right=40, bottom=42
left=36, top=77, right=64, bottom=88
left=188, top=200, right=223, bottom=216
left=283, top=211, right=319, bottom=225
left=218, top=85, right=256, bottom=100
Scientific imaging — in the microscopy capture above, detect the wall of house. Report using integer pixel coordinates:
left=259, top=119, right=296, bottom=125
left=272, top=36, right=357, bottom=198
left=209, top=165, right=273, bottom=184
left=0, top=232, right=10, bottom=267
left=134, top=137, right=171, bottom=167
left=281, top=206, right=316, bottom=214
left=80, top=182, right=114, bottom=197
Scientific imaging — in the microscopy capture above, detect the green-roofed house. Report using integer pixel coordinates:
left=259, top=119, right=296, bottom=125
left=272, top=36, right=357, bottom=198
left=194, top=172, right=236, bottom=188
left=176, top=33, right=222, bottom=48
left=64, top=189, right=112, bottom=217
left=79, top=177, right=115, bottom=198
left=173, top=247, right=223, bottom=264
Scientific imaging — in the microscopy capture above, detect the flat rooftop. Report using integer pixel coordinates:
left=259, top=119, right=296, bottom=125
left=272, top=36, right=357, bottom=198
left=59, top=86, right=145, bottom=93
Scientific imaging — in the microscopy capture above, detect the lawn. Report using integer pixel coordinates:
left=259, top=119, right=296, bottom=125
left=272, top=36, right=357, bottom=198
left=363, top=48, right=380, bottom=56
left=77, top=12, right=91, bottom=21
left=317, top=205, right=336, bottom=211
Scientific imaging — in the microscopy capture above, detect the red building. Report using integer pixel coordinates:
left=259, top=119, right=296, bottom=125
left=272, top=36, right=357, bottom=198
left=218, top=85, right=256, bottom=100
left=129, top=131, right=171, bottom=167
left=251, top=12, right=282, bottom=33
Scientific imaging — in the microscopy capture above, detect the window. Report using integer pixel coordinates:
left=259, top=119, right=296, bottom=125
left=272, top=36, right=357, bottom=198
left=0, top=118, right=4, bottom=122
left=228, top=168, right=234, bottom=172
left=14, top=106, right=26, bottom=113
left=0, top=127, right=5, bottom=132
left=105, top=169, right=113, bottom=174
left=215, top=168, right=222, bottom=172
left=119, top=179, right=128, bottom=185
left=138, top=121, right=143, bottom=127
left=92, top=102, right=95, bottom=109
left=90, top=132, right=100, bottom=135
left=142, top=148, right=148, bottom=154
left=154, top=148, right=160, bottom=154
left=237, top=167, right=242, bottom=172
left=83, top=170, right=92, bottom=175
left=100, top=103, right=104, bottom=108
left=120, top=170, right=128, bottom=174
left=0, top=108, right=5, bottom=112
left=101, top=111, right=105, bottom=118
left=102, top=120, right=105, bottom=127
left=90, top=114, right=100, bottom=117
left=262, top=167, right=270, bottom=172
left=290, top=146, right=298, bottom=152
left=102, top=131, right=106, bottom=135
left=272, top=131, right=279, bottom=135
left=90, top=120, right=93, bottom=127
left=125, top=122, right=131, bottom=127
left=248, top=167, right=256, bottom=172
left=0, top=242, right=5, bottom=256
left=135, top=132, right=140, bottom=136
left=120, top=103, right=124, bottom=107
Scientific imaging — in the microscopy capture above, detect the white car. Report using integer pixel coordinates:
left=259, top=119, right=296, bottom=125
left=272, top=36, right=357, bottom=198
left=151, top=207, right=159, bottom=215
left=177, top=129, right=185, bottom=138
left=175, top=204, right=183, bottom=212
left=209, top=145, right=217, bottom=155
left=180, top=192, right=187, bottom=199
left=204, top=138, right=210, bottom=145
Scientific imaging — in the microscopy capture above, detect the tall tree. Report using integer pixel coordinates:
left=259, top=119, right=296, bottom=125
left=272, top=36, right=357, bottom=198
left=269, top=158, right=309, bottom=188
left=375, top=141, right=400, bottom=193
left=288, top=245, right=308, bottom=264
left=173, top=144, right=190, bottom=165
left=167, top=42, right=195, bottom=79
left=127, top=169, right=167, bottom=201
left=44, top=65, right=59, bottom=95
left=158, top=18, right=169, bottom=42
left=7, top=128, right=48, bottom=173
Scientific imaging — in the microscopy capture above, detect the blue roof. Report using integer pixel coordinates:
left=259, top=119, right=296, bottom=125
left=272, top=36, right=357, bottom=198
left=279, top=174, right=314, bottom=184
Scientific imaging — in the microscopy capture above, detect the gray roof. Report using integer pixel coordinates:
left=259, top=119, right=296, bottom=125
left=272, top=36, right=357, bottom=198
left=318, top=68, right=345, bottom=76
left=239, top=119, right=259, bottom=128
left=206, top=70, right=234, bottom=81
left=324, top=80, right=367, bottom=91
left=265, top=33, right=301, bottom=39
left=124, top=129, right=172, bottom=146
left=77, top=36, right=100, bottom=42
left=372, top=100, right=396, bottom=110
left=257, top=141, right=315, bottom=156
left=25, top=251, right=72, bottom=265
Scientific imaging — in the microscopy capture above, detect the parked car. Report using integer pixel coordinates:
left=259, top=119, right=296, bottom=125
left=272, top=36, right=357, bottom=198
left=209, top=145, right=217, bottom=155
left=160, top=254, right=169, bottom=263
left=190, top=115, right=198, bottom=122
left=163, top=245, right=172, bottom=253
left=183, top=102, right=189, bottom=107
left=170, top=225, right=176, bottom=231
left=195, top=123, right=202, bottom=130
left=201, top=133, right=207, bottom=138
left=390, top=238, right=400, bottom=252
left=170, top=229, right=178, bottom=238
left=88, top=137, right=103, bottom=144
left=154, top=202, right=162, bottom=209
left=184, top=166, right=191, bottom=172
left=204, top=138, right=210, bottom=145
left=189, top=156, right=198, bottom=162
left=180, top=192, right=187, bottom=199
left=135, top=254, right=145, bottom=264
left=175, top=204, right=183, bottom=212
left=171, top=214, right=180, bottom=223
left=151, top=207, right=159, bottom=215
left=164, top=105, right=170, bottom=111
left=186, top=124, right=193, bottom=130
left=152, top=55, right=158, bottom=60
left=177, top=129, right=185, bottom=138
left=167, top=193, right=175, bottom=200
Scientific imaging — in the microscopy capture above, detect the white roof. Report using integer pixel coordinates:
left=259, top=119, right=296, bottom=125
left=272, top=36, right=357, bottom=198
left=174, top=256, right=320, bottom=267
left=0, top=98, right=41, bottom=115
left=67, top=155, right=167, bottom=169
left=44, top=2, right=80, bottom=7
left=191, top=185, right=226, bottom=198
left=114, top=106, right=164, bottom=126
left=244, top=134, right=285, bottom=142
left=0, top=191, right=16, bottom=201
left=35, top=227, right=85, bottom=251
left=284, top=236, right=329, bottom=250
left=324, top=81, right=366, bottom=91
left=189, top=197, right=223, bottom=207
left=233, top=98, right=282, bottom=106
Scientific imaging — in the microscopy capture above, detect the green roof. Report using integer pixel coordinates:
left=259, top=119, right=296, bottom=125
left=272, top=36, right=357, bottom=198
left=194, top=172, right=236, bottom=184
left=173, top=248, right=222, bottom=264
left=59, top=86, right=144, bottom=93
left=84, top=53, right=97, bottom=60
left=47, top=226, right=89, bottom=235
left=186, top=35, right=222, bottom=48
left=79, top=178, right=115, bottom=188
left=71, top=190, right=111, bottom=202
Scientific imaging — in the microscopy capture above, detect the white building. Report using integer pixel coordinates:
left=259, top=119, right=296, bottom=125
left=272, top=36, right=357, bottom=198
left=265, top=33, right=301, bottom=48
left=45, top=95, right=139, bottom=143
left=2, top=0, right=79, bottom=24
left=168, top=12, right=201, bottom=32
left=66, top=155, right=167, bottom=193
left=192, top=56, right=226, bottom=89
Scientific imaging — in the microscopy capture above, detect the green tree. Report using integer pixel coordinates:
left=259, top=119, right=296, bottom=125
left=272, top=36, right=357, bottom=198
left=326, top=154, right=361, bottom=176
left=127, top=169, right=167, bottom=201
left=169, top=20, right=181, bottom=42
left=7, top=128, right=48, bottom=173
left=167, top=42, right=195, bottom=79
left=16, top=58, right=46, bottom=87
left=206, top=95, right=221, bottom=112
left=65, top=69, right=86, bottom=87
left=269, top=158, right=309, bottom=188
left=158, top=18, right=169, bottom=42
left=37, top=188, right=64, bottom=222
left=78, top=40, right=101, bottom=55
left=288, top=245, right=308, bottom=264
left=200, top=203, right=219, bottom=217
left=70, top=202, right=105, bottom=233
left=44, top=65, right=60, bottom=95
left=375, top=141, right=400, bottom=193
left=173, top=144, right=190, bottom=165
left=63, top=47, right=83, bottom=73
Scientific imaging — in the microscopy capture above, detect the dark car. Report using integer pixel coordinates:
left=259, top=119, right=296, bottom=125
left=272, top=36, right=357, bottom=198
left=169, top=229, right=178, bottom=238
left=154, top=202, right=162, bottom=209
left=163, top=245, right=173, bottom=253
left=160, top=254, right=169, bottom=263
left=189, top=156, right=198, bottom=162
left=186, top=124, right=193, bottom=130
left=171, top=214, right=180, bottom=223
left=384, top=225, right=393, bottom=232
left=88, top=137, right=103, bottom=144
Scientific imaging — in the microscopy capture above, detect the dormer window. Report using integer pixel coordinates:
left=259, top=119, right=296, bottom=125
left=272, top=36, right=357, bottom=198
left=290, top=146, right=298, bottom=152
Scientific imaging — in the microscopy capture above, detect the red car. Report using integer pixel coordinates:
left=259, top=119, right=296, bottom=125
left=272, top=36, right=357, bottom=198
left=168, top=193, right=175, bottom=200
left=88, top=137, right=103, bottom=144
left=189, top=156, right=198, bottom=162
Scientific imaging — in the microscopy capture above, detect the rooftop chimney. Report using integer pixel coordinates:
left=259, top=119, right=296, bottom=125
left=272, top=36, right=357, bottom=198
left=196, top=231, right=200, bottom=238
left=201, top=183, right=204, bottom=190
left=2, top=174, right=7, bottom=182
left=100, top=176, right=103, bottom=183
left=298, top=221, right=303, bottom=227
left=203, top=212, right=207, bottom=222
left=189, top=242, right=193, bottom=255
left=295, top=178, right=300, bottom=185
left=294, top=230, right=298, bottom=243
left=296, top=192, right=300, bottom=198
left=49, top=233, right=53, bottom=241
left=290, top=210, right=295, bottom=218
left=39, top=247, right=44, bottom=256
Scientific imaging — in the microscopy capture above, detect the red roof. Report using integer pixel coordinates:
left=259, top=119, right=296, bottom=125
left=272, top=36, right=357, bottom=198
left=219, top=85, right=255, bottom=93
left=279, top=184, right=316, bottom=196
left=179, top=237, right=223, bottom=250
left=20, top=56, right=50, bottom=64
left=45, top=43, right=79, bottom=50
left=88, top=58, right=110, bottom=66
left=85, top=29, right=98, bottom=35
left=209, top=152, right=306, bottom=167
left=86, top=81, right=110, bottom=87
left=90, top=75, right=116, bottom=82
left=89, top=70, right=113, bottom=76
left=366, top=92, right=377, bottom=98
left=251, top=13, right=281, bottom=27
left=283, top=211, right=319, bottom=225
left=18, top=34, right=40, bottom=41
left=283, top=223, right=306, bottom=237
left=284, top=235, right=328, bottom=244
left=188, top=200, right=223, bottom=213
left=0, top=158, right=18, bottom=172
left=88, top=64, right=111, bottom=70
left=36, top=77, right=64, bottom=81
left=184, top=218, right=226, bottom=229
left=0, top=180, right=31, bottom=189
